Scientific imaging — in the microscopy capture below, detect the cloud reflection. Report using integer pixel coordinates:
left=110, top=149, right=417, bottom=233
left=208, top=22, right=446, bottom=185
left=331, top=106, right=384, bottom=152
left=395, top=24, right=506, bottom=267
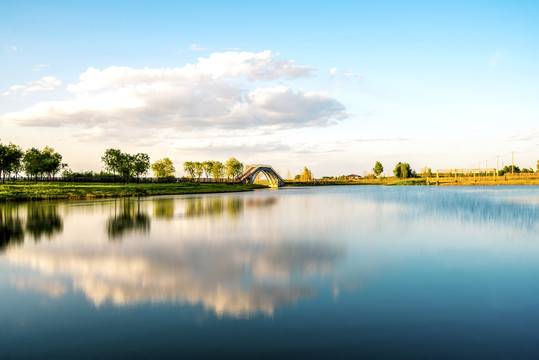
left=5, top=240, right=344, bottom=317
left=3, top=195, right=345, bottom=317
left=10, top=276, right=67, bottom=298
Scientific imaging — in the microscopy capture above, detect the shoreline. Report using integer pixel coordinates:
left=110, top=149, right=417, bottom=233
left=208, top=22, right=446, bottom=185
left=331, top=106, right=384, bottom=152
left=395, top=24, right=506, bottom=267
left=285, top=178, right=539, bottom=187
left=1, top=178, right=537, bottom=202
left=0, top=182, right=268, bottom=202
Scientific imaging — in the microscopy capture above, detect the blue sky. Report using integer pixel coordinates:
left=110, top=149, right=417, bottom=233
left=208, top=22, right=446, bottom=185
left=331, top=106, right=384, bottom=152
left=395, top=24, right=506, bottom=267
left=1, top=0, right=538, bottom=176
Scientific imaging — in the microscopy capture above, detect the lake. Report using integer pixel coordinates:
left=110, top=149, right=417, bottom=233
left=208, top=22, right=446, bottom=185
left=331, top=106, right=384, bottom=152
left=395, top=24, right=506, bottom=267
left=1, top=185, right=538, bottom=359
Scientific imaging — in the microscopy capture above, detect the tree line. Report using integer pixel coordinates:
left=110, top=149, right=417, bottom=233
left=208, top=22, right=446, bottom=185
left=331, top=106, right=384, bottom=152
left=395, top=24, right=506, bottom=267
left=2, top=140, right=538, bottom=184
left=0, top=141, right=249, bottom=183
left=0, top=142, right=64, bottom=183
left=183, top=158, right=244, bottom=179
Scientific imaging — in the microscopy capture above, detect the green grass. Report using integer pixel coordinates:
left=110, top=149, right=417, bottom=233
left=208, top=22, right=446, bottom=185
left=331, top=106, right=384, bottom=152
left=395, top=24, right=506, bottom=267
left=0, top=182, right=268, bottom=202
left=385, top=179, right=428, bottom=186
left=285, top=177, right=539, bottom=187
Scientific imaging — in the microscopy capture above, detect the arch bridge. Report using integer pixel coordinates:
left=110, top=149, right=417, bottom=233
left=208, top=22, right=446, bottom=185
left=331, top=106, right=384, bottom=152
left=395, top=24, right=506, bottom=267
left=237, top=164, right=285, bottom=187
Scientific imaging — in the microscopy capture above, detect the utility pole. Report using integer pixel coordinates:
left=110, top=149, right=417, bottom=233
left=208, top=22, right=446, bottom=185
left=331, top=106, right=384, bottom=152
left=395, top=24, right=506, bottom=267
left=512, top=152, right=514, bottom=174
left=496, top=156, right=499, bottom=179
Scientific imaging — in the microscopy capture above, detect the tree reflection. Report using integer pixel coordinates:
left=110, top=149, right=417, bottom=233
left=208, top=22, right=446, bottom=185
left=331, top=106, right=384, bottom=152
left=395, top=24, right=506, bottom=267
left=152, top=198, right=175, bottom=219
left=225, top=197, right=242, bottom=218
left=184, top=196, right=278, bottom=218
left=25, top=203, right=63, bottom=241
left=107, top=199, right=150, bottom=240
left=185, top=197, right=226, bottom=217
left=0, top=203, right=24, bottom=251
left=245, top=197, right=278, bottom=209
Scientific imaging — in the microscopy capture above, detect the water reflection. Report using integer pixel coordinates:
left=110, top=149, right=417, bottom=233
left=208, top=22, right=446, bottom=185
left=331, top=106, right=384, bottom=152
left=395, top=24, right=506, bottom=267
left=1, top=186, right=537, bottom=321
left=152, top=198, right=175, bottom=219
left=185, top=197, right=245, bottom=218
left=352, top=187, right=538, bottom=232
left=2, top=194, right=344, bottom=317
left=26, top=204, right=63, bottom=241
left=0, top=204, right=24, bottom=251
left=1, top=202, right=64, bottom=249
left=182, top=196, right=279, bottom=219
left=4, top=239, right=344, bottom=317
left=106, top=199, right=150, bottom=239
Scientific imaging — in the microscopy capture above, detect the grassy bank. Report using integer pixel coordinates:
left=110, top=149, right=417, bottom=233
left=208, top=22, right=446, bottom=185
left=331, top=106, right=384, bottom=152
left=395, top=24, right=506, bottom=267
left=285, top=176, right=539, bottom=187
left=0, top=182, right=268, bottom=202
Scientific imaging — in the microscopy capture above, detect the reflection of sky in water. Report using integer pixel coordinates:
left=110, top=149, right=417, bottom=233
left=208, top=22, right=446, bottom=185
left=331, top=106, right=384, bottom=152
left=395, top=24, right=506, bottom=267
left=2, top=195, right=347, bottom=317
left=1, top=186, right=539, bottom=357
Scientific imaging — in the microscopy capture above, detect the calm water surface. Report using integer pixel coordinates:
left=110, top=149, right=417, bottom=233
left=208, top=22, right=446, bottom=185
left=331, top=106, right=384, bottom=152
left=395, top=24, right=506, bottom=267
left=1, top=186, right=538, bottom=359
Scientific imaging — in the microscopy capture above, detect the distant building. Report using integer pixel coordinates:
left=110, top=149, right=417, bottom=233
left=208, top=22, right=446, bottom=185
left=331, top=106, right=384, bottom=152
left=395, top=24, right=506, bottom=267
left=345, top=174, right=361, bottom=179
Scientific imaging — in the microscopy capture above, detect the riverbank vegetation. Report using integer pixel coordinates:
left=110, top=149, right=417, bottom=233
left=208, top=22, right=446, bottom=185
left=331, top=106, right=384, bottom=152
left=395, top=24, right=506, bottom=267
left=285, top=174, right=539, bottom=187
left=0, top=182, right=267, bottom=202
left=1, top=141, right=538, bottom=196
left=183, top=158, right=244, bottom=180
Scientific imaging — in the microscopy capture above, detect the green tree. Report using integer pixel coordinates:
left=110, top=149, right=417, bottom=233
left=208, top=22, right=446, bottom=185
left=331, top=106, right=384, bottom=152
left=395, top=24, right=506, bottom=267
left=0, top=143, right=10, bottom=182
left=0, top=142, right=23, bottom=182
left=183, top=161, right=195, bottom=178
left=133, top=153, right=150, bottom=180
left=101, top=149, right=122, bottom=177
left=115, top=152, right=136, bottom=182
left=373, top=161, right=384, bottom=178
left=202, top=161, right=213, bottom=178
left=393, top=162, right=414, bottom=179
left=7, top=143, right=24, bottom=179
left=498, top=165, right=521, bottom=176
left=193, top=161, right=204, bottom=179
left=211, top=161, right=225, bottom=180
left=225, top=157, right=244, bottom=179
left=41, top=146, right=64, bottom=179
left=301, top=166, right=312, bottom=181
left=22, top=147, right=43, bottom=180
left=151, top=158, right=175, bottom=178
left=101, top=149, right=148, bottom=182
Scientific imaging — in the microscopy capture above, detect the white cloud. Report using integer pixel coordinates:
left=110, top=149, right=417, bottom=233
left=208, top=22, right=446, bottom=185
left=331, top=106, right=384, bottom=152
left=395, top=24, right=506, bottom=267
left=2, top=76, right=62, bottom=96
left=342, top=71, right=363, bottom=81
left=189, top=43, right=208, bottom=51
left=1, top=51, right=346, bottom=133
left=32, top=64, right=50, bottom=72
left=6, top=45, right=22, bottom=52
left=328, top=68, right=363, bottom=84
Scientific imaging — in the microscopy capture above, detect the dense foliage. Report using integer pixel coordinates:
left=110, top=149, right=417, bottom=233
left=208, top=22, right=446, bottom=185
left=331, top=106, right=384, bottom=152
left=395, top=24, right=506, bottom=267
left=0, top=142, right=24, bottom=183
left=498, top=165, right=520, bottom=175
left=225, top=157, right=244, bottom=178
left=373, top=161, right=384, bottom=177
left=151, top=158, right=175, bottom=178
left=184, top=158, right=243, bottom=180
left=23, top=146, right=64, bottom=180
left=393, top=162, right=416, bottom=179
left=101, top=149, right=150, bottom=182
